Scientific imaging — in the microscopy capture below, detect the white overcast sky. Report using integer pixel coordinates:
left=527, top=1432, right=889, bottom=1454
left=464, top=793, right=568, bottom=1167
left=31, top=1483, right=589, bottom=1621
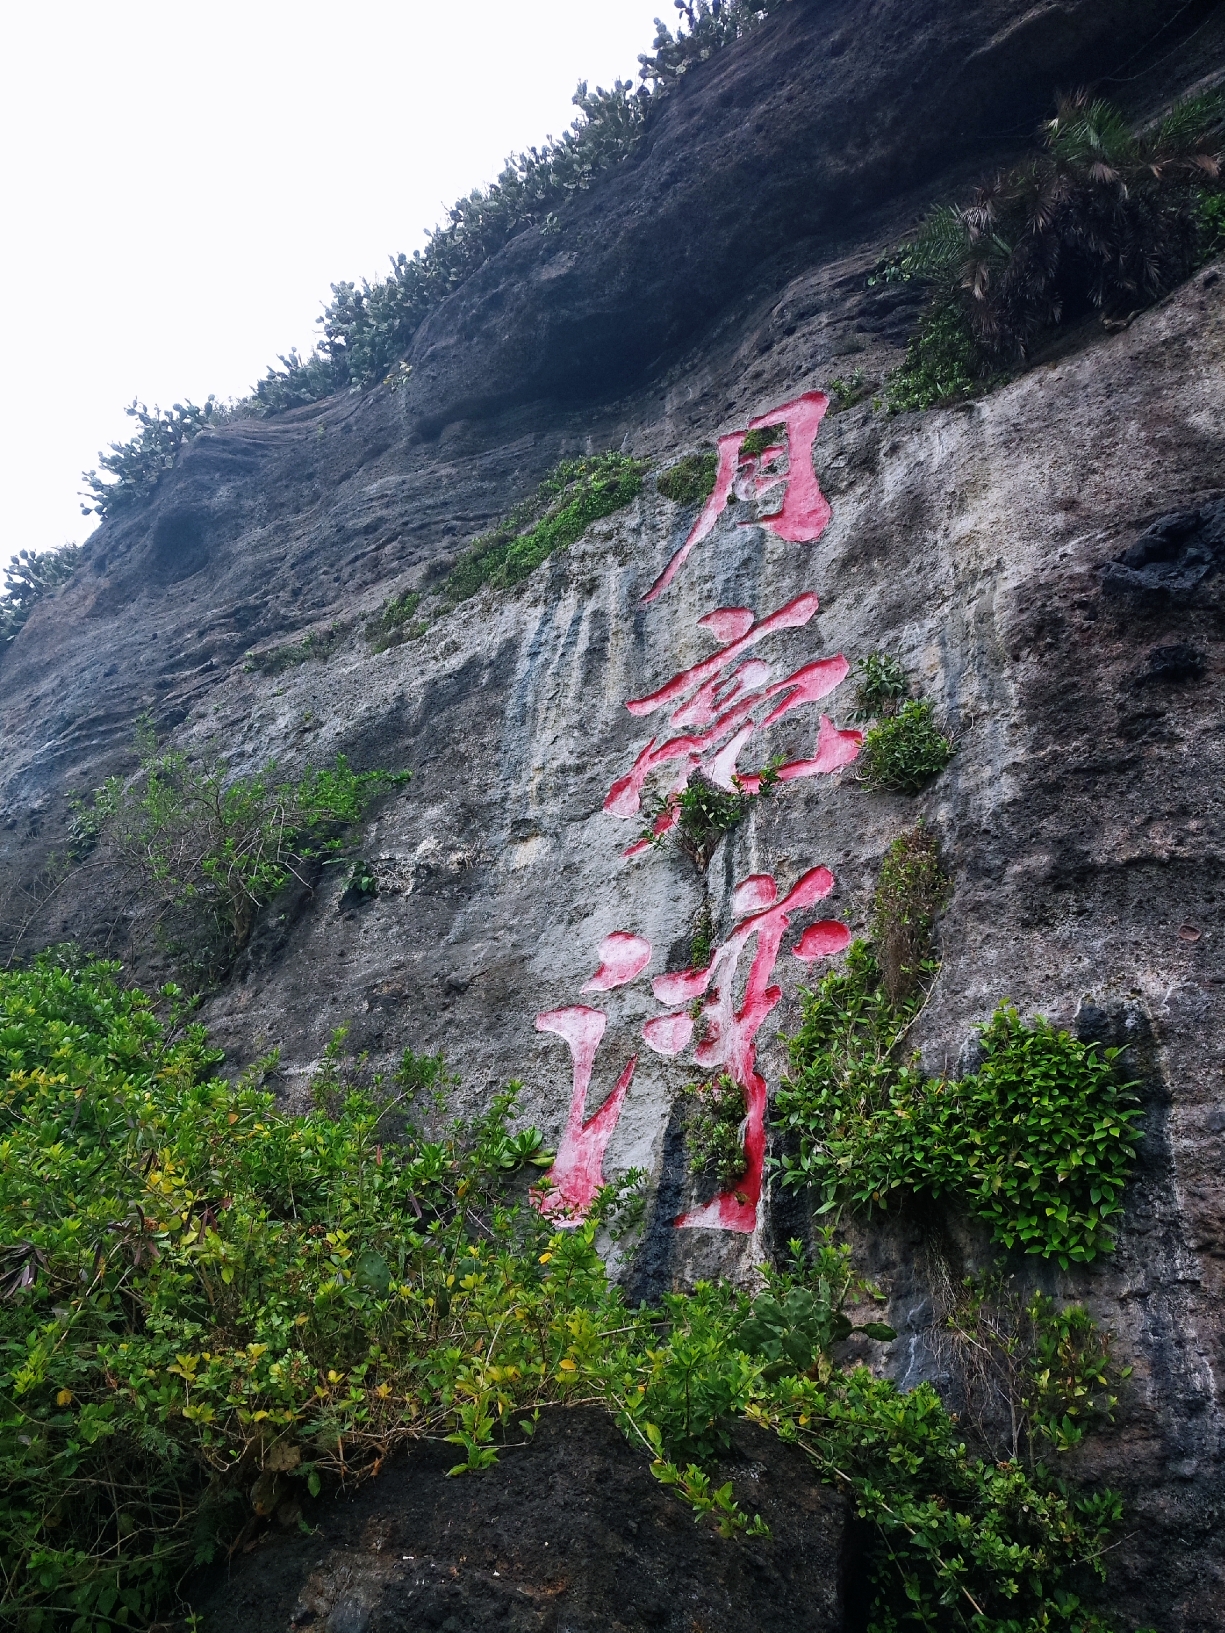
left=0, top=1, right=664, bottom=566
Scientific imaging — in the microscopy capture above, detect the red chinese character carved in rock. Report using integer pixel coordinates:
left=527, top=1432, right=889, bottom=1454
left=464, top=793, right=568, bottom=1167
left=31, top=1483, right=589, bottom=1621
left=604, top=593, right=862, bottom=854
left=531, top=932, right=652, bottom=1224
left=644, top=391, right=832, bottom=604
left=642, top=867, right=851, bottom=1233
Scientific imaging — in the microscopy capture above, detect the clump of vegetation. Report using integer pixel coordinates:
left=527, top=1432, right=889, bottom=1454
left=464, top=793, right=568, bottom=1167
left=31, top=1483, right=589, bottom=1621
left=686, top=1073, right=748, bottom=1190
left=858, top=699, right=955, bottom=793
left=657, top=450, right=719, bottom=507
left=737, top=1236, right=894, bottom=1380
left=345, top=858, right=379, bottom=899
left=690, top=898, right=715, bottom=969
left=871, top=822, right=951, bottom=1003
left=851, top=651, right=910, bottom=720
left=80, top=399, right=225, bottom=518
left=826, top=368, right=872, bottom=411
left=0, top=956, right=1144, bottom=1632
left=776, top=942, right=1141, bottom=1265
left=739, top=423, right=785, bottom=459
left=73, top=721, right=408, bottom=984
left=366, top=590, right=425, bottom=653
left=439, top=452, right=644, bottom=609
left=0, top=545, right=82, bottom=653
left=245, top=621, right=350, bottom=674
left=858, top=700, right=954, bottom=793
left=879, top=89, right=1225, bottom=412
left=941, top=1275, right=1130, bottom=1463
left=641, top=764, right=782, bottom=870
left=851, top=655, right=953, bottom=793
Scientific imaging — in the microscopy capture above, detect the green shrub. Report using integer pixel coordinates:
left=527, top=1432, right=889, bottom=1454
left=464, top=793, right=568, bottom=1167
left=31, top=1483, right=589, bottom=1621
left=641, top=763, right=781, bottom=870
left=0, top=959, right=1140, bottom=1633
left=685, top=1073, right=748, bottom=1190
left=858, top=698, right=954, bottom=793
left=246, top=622, right=349, bottom=674
left=776, top=946, right=1141, bottom=1265
left=0, top=545, right=81, bottom=653
left=657, top=451, right=718, bottom=507
left=80, top=400, right=223, bottom=518
left=74, top=726, right=408, bottom=984
left=851, top=651, right=910, bottom=721
left=878, top=89, right=1225, bottom=413
left=871, top=822, right=951, bottom=1003
left=439, top=452, right=643, bottom=608
left=366, top=591, right=425, bottom=653
left=882, top=296, right=988, bottom=412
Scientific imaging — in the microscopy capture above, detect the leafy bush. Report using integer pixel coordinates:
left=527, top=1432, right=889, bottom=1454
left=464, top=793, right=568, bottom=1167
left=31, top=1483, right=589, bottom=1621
left=439, top=452, right=644, bottom=609
left=871, top=822, right=951, bottom=1003
left=685, top=1073, right=748, bottom=1190
left=776, top=945, right=1142, bottom=1265
left=0, top=959, right=1141, bottom=1632
left=1198, top=188, right=1225, bottom=260
left=641, top=763, right=781, bottom=870
left=74, top=726, right=408, bottom=984
left=879, top=90, right=1225, bottom=411
left=657, top=451, right=718, bottom=507
left=858, top=699, right=954, bottom=793
left=882, top=295, right=989, bottom=413
left=737, top=1237, right=894, bottom=1380
left=366, top=591, right=424, bottom=654
left=944, top=1278, right=1129, bottom=1462
left=851, top=651, right=910, bottom=721
left=245, top=622, right=350, bottom=675
left=80, top=400, right=224, bottom=519
left=0, top=545, right=81, bottom=653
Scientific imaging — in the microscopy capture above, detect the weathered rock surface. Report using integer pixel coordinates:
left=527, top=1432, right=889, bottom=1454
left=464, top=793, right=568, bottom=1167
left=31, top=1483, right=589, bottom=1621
left=3, top=3, right=1225, bottom=1628
left=196, top=1410, right=846, bottom=1633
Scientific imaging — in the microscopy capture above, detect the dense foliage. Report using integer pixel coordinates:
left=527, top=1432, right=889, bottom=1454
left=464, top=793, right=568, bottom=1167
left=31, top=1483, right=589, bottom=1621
left=438, top=452, right=644, bottom=610
left=685, top=1072, right=749, bottom=1189
left=657, top=450, right=719, bottom=507
left=81, top=6, right=791, bottom=519
left=1, top=546, right=82, bottom=653
left=74, top=727, right=408, bottom=985
left=80, top=401, right=224, bottom=520
left=882, top=90, right=1225, bottom=411
left=0, top=958, right=1145, bottom=1632
left=775, top=944, right=1142, bottom=1266
left=850, top=654, right=954, bottom=796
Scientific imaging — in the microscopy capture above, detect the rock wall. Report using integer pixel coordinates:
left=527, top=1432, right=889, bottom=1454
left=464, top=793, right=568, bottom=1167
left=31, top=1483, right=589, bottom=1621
left=3, top=3, right=1225, bottom=1626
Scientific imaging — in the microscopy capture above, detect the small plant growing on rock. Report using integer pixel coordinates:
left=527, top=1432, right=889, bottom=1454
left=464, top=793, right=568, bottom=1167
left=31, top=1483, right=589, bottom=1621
left=738, top=422, right=784, bottom=458
left=686, top=1073, right=748, bottom=1190
left=871, top=822, right=951, bottom=1003
left=367, top=590, right=425, bottom=653
left=657, top=451, right=718, bottom=507
left=737, top=1234, right=894, bottom=1381
left=641, top=763, right=782, bottom=869
left=858, top=699, right=955, bottom=793
left=851, top=651, right=910, bottom=720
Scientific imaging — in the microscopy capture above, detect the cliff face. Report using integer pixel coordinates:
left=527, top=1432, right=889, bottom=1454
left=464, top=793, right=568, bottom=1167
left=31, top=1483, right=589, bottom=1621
left=3, top=3, right=1225, bottom=1628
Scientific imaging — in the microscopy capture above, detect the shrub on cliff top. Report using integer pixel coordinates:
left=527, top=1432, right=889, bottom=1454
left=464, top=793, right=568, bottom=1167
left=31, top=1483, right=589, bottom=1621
left=881, top=88, right=1225, bottom=411
left=0, top=545, right=82, bottom=653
